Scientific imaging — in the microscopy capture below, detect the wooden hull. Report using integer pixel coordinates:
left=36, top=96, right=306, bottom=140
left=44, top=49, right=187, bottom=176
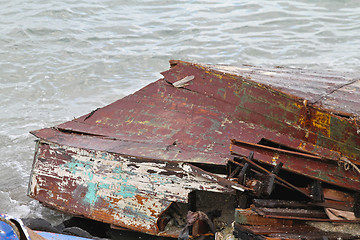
left=28, top=60, right=360, bottom=237
left=29, top=140, right=240, bottom=236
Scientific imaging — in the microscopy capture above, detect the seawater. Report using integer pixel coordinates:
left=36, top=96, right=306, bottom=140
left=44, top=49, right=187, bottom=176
left=0, top=0, right=359, bottom=238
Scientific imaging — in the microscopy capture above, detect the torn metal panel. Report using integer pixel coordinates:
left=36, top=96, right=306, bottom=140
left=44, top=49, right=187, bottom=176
left=228, top=157, right=312, bottom=199
left=231, top=139, right=360, bottom=192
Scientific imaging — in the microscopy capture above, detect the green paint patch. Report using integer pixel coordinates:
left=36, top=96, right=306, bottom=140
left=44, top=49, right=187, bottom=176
left=87, top=172, right=94, bottom=180
left=63, top=158, right=93, bottom=175
left=123, top=206, right=156, bottom=221
left=112, top=166, right=132, bottom=181
left=217, top=87, right=226, bottom=99
left=114, top=184, right=137, bottom=198
left=113, top=166, right=122, bottom=173
left=64, top=161, right=81, bottom=174
left=99, top=183, right=110, bottom=189
left=84, top=182, right=98, bottom=205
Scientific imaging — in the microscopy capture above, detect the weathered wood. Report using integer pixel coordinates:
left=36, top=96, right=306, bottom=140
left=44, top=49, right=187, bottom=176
left=234, top=223, right=359, bottom=240
left=235, top=208, right=293, bottom=226
left=253, top=199, right=315, bottom=209
left=28, top=141, right=236, bottom=235
left=28, top=60, right=360, bottom=237
left=252, top=207, right=328, bottom=220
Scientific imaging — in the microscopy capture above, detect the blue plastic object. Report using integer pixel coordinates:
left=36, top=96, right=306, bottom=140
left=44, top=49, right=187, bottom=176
left=36, top=231, right=95, bottom=240
left=1, top=213, right=95, bottom=240
left=0, top=215, right=20, bottom=240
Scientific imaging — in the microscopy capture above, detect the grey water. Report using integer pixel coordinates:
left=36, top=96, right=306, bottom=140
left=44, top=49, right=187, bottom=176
left=0, top=0, right=359, bottom=238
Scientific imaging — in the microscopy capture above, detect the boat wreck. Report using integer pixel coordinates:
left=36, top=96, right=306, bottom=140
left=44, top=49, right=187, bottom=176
left=28, top=60, right=360, bottom=239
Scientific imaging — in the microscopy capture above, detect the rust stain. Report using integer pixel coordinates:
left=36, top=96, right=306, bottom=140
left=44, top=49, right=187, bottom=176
left=312, top=111, right=331, bottom=137
left=28, top=60, right=360, bottom=238
left=135, top=195, right=147, bottom=205
left=148, top=207, right=157, bottom=217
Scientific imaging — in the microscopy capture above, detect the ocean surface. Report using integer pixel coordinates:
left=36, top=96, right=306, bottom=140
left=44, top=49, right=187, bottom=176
left=0, top=0, right=359, bottom=238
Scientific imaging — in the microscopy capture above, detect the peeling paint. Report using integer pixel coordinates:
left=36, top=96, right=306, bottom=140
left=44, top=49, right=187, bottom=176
left=28, top=60, right=360, bottom=237
left=312, top=111, right=331, bottom=137
left=84, top=182, right=98, bottom=205
left=28, top=140, right=236, bottom=235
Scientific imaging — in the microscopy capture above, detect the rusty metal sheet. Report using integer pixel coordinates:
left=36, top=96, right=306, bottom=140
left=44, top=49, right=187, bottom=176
left=252, top=207, right=329, bottom=220
left=234, top=223, right=359, bottom=240
left=31, top=126, right=231, bottom=166
left=320, top=188, right=356, bottom=212
left=235, top=208, right=294, bottom=226
left=31, top=60, right=360, bottom=166
left=206, top=63, right=360, bottom=116
left=235, top=208, right=360, bottom=239
left=164, top=61, right=360, bottom=164
left=231, top=139, right=360, bottom=192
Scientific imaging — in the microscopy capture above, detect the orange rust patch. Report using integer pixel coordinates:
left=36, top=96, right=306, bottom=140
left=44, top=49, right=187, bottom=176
left=108, top=196, right=121, bottom=204
left=135, top=194, right=147, bottom=205
left=312, top=111, right=331, bottom=137
left=148, top=207, right=157, bottom=217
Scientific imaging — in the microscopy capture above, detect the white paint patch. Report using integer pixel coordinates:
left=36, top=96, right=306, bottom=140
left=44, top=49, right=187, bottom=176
left=29, top=140, right=233, bottom=234
left=173, top=75, right=195, bottom=88
left=221, top=117, right=232, bottom=127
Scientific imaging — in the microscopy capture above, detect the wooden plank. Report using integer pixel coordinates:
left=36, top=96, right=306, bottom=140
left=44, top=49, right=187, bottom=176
left=235, top=208, right=293, bottom=226
left=28, top=140, right=236, bottom=236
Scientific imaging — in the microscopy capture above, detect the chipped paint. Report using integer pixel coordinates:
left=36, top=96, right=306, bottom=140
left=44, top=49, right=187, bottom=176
left=312, top=111, right=331, bottom=137
left=173, top=75, right=194, bottom=88
left=28, top=60, right=360, bottom=237
left=220, top=117, right=232, bottom=127
left=28, top=140, right=236, bottom=235
left=84, top=182, right=98, bottom=205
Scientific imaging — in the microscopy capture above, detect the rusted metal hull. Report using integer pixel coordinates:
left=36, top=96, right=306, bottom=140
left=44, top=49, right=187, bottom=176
left=28, top=60, right=360, bottom=237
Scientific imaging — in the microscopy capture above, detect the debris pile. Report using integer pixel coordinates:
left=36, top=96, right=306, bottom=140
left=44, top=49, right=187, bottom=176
left=229, top=140, right=360, bottom=239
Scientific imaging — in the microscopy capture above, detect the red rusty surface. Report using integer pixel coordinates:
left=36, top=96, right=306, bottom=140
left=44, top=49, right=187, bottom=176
left=235, top=208, right=294, bottom=226
left=234, top=222, right=358, bottom=239
left=252, top=207, right=328, bottom=220
left=29, top=60, right=360, bottom=236
left=31, top=60, right=360, bottom=166
left=206, top=63, right=360, bottom=116
left=231, top=140, right=360, bottom=191
left=319, top=188, right=355, bottom=212
left=163, top=61, right=360, bottom=164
